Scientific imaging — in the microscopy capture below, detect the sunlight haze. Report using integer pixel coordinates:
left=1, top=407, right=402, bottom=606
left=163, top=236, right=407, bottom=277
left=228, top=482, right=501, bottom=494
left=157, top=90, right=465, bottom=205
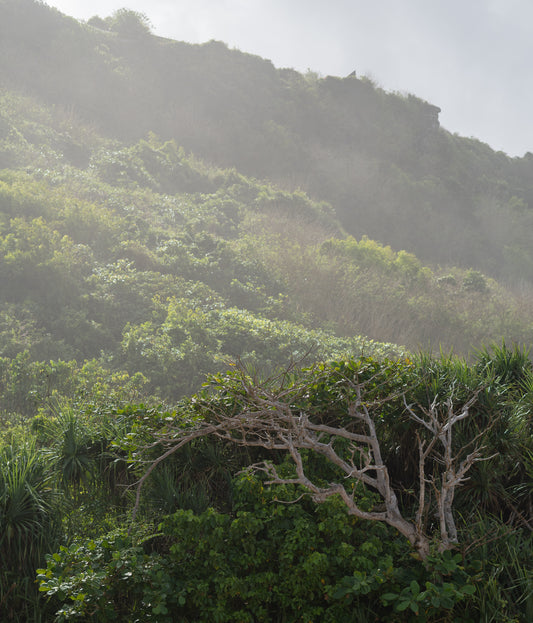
left=44, top=0, right=533, bottom=157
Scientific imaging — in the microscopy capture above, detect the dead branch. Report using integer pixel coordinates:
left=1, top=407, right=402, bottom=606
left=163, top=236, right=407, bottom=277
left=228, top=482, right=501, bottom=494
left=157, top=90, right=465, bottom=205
left=131, top=363, right=493, bottom=560
left=403, top=389, right=492, bottom=551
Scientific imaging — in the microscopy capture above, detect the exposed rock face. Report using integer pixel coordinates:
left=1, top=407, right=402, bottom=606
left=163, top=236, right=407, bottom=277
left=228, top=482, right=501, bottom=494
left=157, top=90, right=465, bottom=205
left=424, top=103, right=442, bottom=129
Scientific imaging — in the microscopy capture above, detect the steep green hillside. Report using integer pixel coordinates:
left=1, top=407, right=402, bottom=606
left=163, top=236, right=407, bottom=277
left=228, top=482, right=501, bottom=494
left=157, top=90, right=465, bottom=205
left=0, top=90, right=398, bottom=404
left=1, top=86, right=533, bottom=407
left=1, top=0, right=533, bottom=408
left=2, top=0, right=533, bottom=285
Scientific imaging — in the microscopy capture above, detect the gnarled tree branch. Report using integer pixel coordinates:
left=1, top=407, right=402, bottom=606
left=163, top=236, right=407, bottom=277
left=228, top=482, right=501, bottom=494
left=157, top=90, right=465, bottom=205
left=131, top=363, right=492, bottom=560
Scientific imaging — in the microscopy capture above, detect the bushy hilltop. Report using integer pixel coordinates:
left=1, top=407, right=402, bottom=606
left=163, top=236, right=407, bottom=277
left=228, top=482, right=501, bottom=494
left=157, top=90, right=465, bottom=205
left=3, top=0, right=533, bottom=284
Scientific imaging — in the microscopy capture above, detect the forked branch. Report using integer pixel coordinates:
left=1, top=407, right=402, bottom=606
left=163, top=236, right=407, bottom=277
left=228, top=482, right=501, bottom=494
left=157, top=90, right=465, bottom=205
left=132, top=364, right=492, bottom=560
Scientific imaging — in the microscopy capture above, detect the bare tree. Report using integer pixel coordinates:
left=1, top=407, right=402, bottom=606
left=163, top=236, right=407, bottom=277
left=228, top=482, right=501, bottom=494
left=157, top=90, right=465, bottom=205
left=132, top=362, right=492, bottom=560
left=405, top=392, right=498, bottom=549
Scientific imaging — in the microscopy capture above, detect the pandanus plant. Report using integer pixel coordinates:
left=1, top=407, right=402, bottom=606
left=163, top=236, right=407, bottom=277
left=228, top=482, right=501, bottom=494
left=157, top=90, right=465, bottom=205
left=0, top=441, right=59, bottom=620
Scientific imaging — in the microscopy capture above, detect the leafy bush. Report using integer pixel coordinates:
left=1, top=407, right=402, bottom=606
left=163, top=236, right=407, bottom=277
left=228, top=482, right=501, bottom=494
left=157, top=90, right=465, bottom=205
left=38, top=470, right=484, bottom=622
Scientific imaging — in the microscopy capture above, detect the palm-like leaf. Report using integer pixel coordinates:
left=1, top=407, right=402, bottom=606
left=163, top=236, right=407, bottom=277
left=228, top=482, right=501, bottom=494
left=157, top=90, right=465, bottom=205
left=0, top=441, right=57, bottom=575
left=41, top=407, right=96, bottom=493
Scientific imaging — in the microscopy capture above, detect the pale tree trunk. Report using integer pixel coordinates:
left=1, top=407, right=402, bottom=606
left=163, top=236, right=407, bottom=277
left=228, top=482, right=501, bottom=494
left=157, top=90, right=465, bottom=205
left=132, top=363, right=492, bottom=561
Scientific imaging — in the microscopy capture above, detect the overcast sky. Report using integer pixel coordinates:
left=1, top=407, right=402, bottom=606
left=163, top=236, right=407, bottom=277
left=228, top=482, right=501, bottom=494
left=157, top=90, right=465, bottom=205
left=45, top=0, right=533, bottom=157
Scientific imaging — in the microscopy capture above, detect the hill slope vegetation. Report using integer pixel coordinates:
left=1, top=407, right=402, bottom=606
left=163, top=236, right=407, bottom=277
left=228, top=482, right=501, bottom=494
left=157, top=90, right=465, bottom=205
left=0, top=3, right=532, bottom=621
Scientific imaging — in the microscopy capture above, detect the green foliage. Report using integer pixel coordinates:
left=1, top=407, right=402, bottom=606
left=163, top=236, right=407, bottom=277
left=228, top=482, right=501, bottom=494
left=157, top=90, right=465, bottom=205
left=36, top=473, right=396, bottom=622
left=322, top=235, right=400, bottom=272
left=475, top=340, right=532, bottom=388
left=0, top=75, right=532, bottom=368
left=0, top=441, right=58, bottom=575
left=0, top=353, right=148, bottom=421
left=5, top=0, right=533, bottom=290
left=89, top=136, right=208, bottom=194
left=1, top=5, right=533, bottom=619
left=119, top=295, right=399, bottom=400
left=106, top=9, right=152, bottom=37
left=0, top=440, right=60, bottom=621
left=381, top=552, right=476, bottom=620
left=463, top=269, right=488, bottom=293
left=38, top=528, right=165, bottom=622
left=41, top=407, right=98, bottom=493
left=39, top=469, right=513, bottom=622
left=458, top=519, right=533, bottom=623
left=3, top=349, right=533, bottom=621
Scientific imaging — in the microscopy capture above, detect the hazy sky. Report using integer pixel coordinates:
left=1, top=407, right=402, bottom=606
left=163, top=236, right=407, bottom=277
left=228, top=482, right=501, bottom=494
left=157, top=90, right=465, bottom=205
left=45, top=0, right=533, bottom=157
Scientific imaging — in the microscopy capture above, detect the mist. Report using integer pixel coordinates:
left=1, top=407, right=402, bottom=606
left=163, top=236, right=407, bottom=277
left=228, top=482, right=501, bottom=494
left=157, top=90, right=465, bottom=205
left=44, top=0, right=533, bottom=157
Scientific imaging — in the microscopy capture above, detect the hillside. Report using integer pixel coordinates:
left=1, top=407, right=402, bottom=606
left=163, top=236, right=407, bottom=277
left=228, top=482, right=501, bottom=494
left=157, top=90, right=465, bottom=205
left=0, top=4, right=532, bottom=622
left=3, top=0, right=533, bottom=285
left=2, top=87, right=533, bottom=403
left=0, top=1, right=533, bottom=408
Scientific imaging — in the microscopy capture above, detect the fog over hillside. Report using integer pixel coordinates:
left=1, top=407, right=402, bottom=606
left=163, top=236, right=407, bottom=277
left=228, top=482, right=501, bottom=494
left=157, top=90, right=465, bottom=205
left=2, top=0, right=533, bottom=365
left=45, top=0, right=533, bottom=157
